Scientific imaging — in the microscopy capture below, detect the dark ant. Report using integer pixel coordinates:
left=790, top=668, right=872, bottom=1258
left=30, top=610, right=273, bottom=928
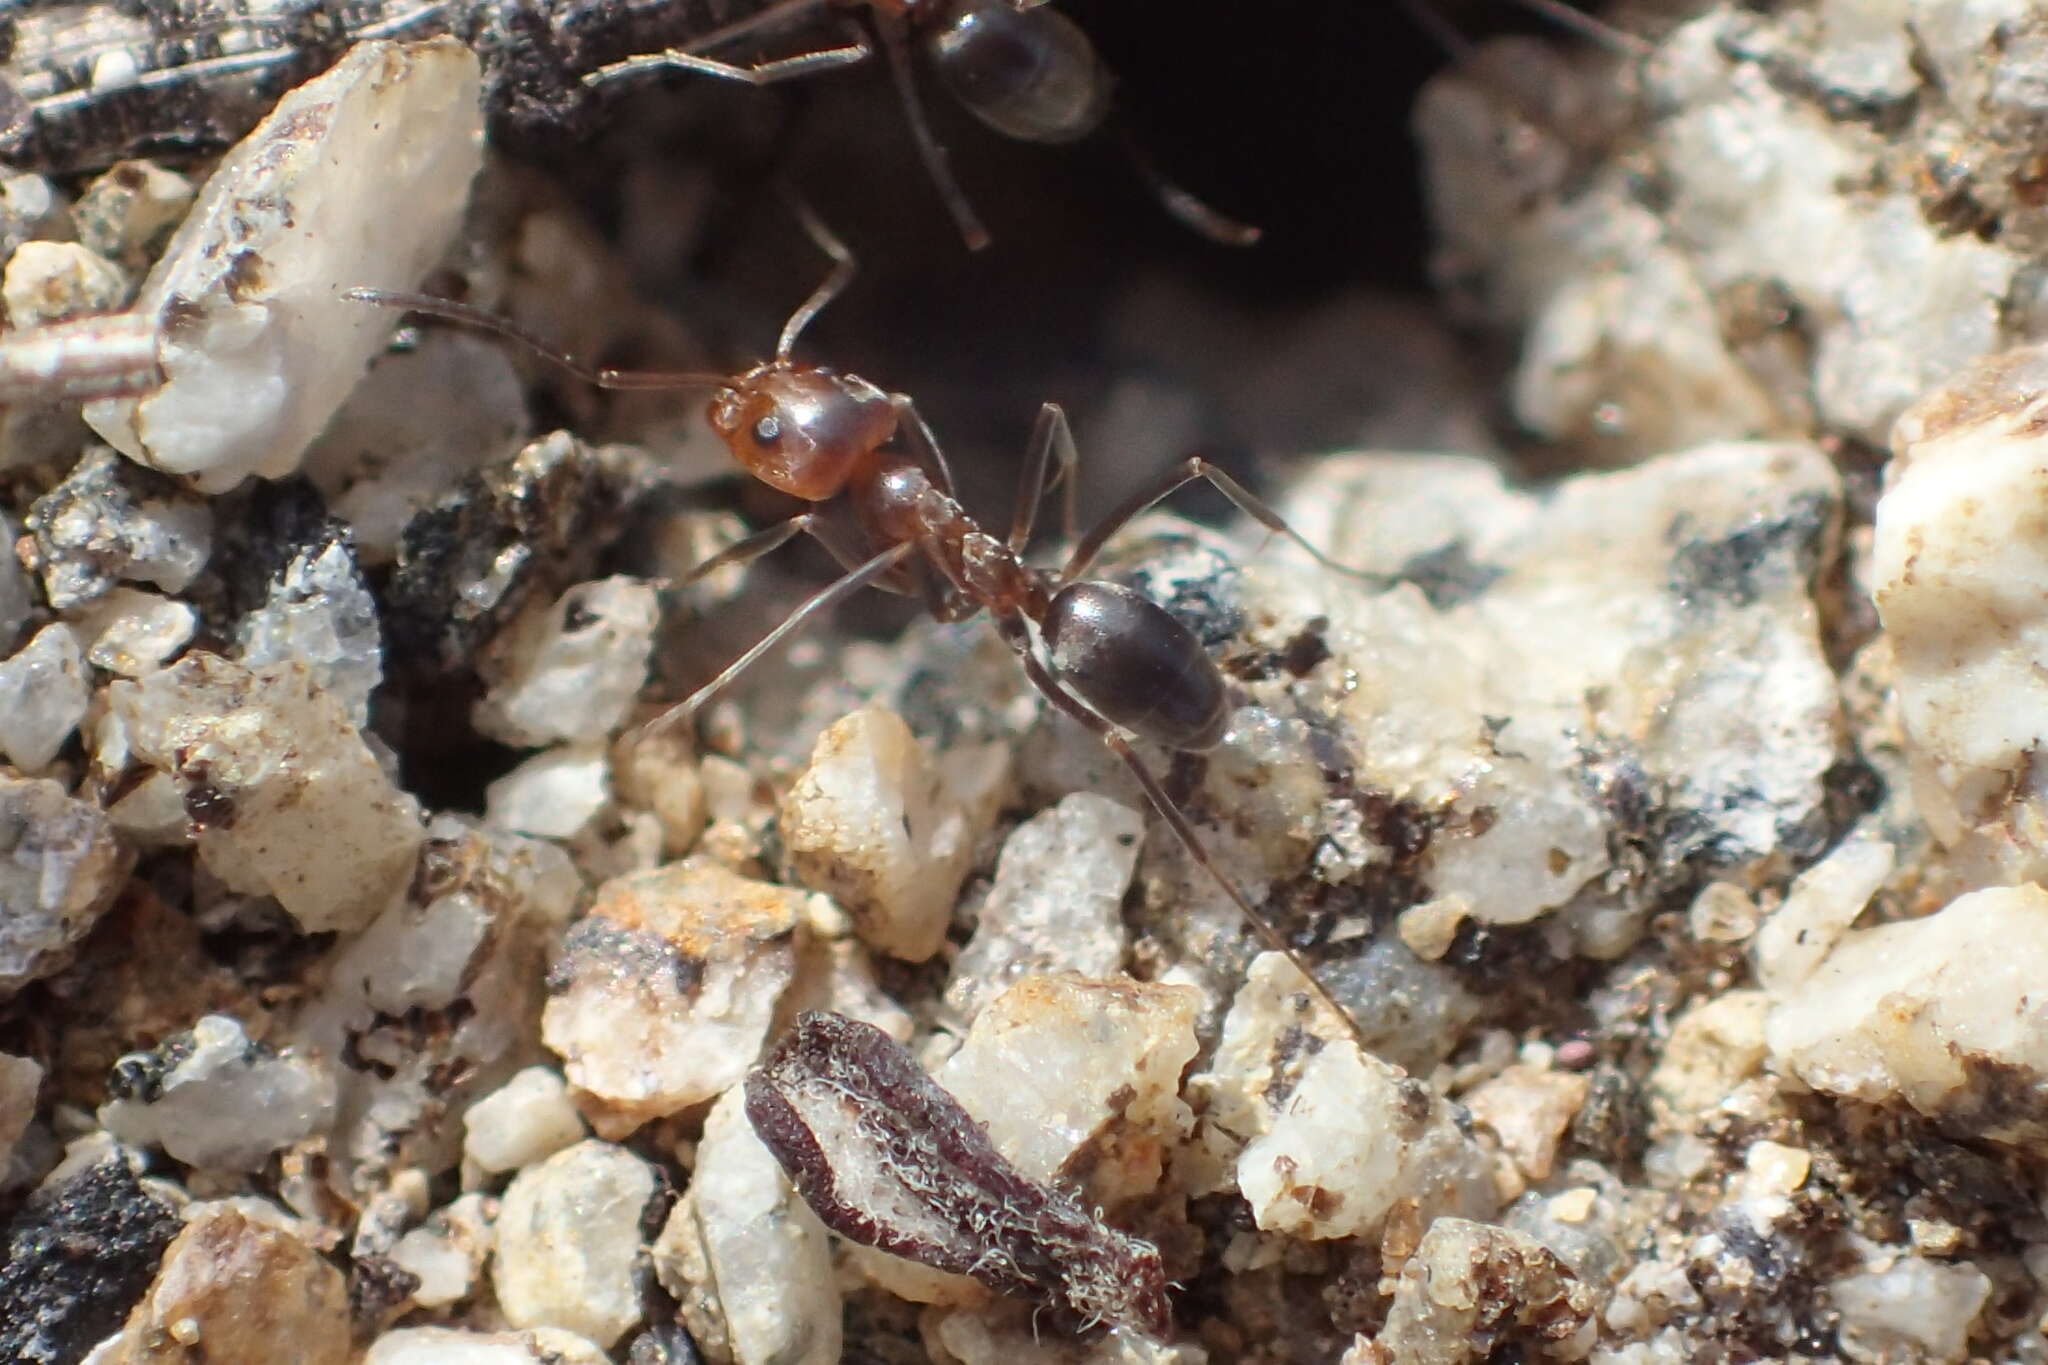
left=349, top=210, right=1383, bottom=1046
left=580, top=0, right=1262, bottom=251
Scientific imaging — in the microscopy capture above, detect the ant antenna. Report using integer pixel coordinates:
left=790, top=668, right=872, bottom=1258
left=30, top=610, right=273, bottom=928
left=340, top=288, right=729, bottom=391
left=871, top=7, right=992, bottom=251
left=776, top=194, right=859, bottom=361
left=1508, top=0, right=1650, bottom=55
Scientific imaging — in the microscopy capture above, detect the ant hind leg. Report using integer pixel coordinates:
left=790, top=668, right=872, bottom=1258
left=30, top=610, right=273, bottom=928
left=1007, top=402, right=1079, bottom=554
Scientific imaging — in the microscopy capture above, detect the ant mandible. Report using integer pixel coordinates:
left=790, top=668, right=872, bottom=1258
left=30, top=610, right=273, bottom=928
left=580, top=0, right=1259, bottom=251
left=347, top=209, right=1378, bottom=1047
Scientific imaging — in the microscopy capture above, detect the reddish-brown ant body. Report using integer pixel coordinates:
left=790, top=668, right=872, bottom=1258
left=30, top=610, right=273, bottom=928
left=584, top=0, right=1259, bottom=250
left=349, top=212, right=1378, bottom=1043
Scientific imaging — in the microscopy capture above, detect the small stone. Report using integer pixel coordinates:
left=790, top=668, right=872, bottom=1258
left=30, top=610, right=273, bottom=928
left=0, top=512, right=29, bottom=650
left=1376, top=1219, right=1597, bottom=1365
left=1753, top=824, right=1894, bottom=995
left=484, top=743, right=610, bottom=840
left=945, top=794, right=1143, bottom=1019
left=66, top=587, right=196, bottom=677
left=233, top=528, right=383, bottom=727
left=102, top=1203, right=348, bottom=1365
left=492, top=1140, right=655, bottom=1349
left=99, top=1015, right=337, bottom=1172
left=0, top=622, right=88, bottom=771
left=112, top=653, right=425, bottom=934
left=474, top=577, right=660, bottom=746
left=1742, top=1141, right=1810, bottom=1198
left=84, top=40, right=486, bottom=491
left=0, top=1052, right=39, bottom=1172
left=938, top=973, right=1202, bottom=1205
left=3, top=241, right=129, bottom=328
left=1767, top=883, right=2048, bottom=1138
left=1686, top=881, right=1760, bottom=944
left=1547, top=1188, right=1597, bottom=1224
left=1647, top=990, right=1770, bottom=1129
left=463, top=1067, right=587, bottom=1175
left=386, top=1193, right=493, bottom=1311
left=610, top=728, right=707, bottom=858
left=1203, top=953, right=1495, bottom=1241
left=0, top=1156, right=181, bottom=1365
left=25, top=448, right=212, bottom=609
left=71, top=161, right=196, bottom=269
left=782, top=705, right=1009, bottom=961
left=1830, top=1256, right=1990, bottom=1365
left=1464, top=1065, right=1591, bottom=1182
left=363, top=1326, right=611, bottom=1365
left=1397, top=895, right=1469, bottom=961
left=542, top=858, right=800, bottom=1137
left=0, top=775, right=129, bottom=997
left=653, top=1086, right=839, bottom=1365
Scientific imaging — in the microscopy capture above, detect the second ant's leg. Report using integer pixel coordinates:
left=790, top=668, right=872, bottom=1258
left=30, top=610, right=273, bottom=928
left=1006, top=402, right=1079, bottom=554
left=673, top=514, right=817, bottom=588
left=1060, top=456, right=1384, bottom=587
left=996, top=619, right=1369, bottom=1052
left=641, top=542, right=915, bottom=740
left=586, top=41, right=871, bottom=91
left=872, top=7, right=991, bottom=251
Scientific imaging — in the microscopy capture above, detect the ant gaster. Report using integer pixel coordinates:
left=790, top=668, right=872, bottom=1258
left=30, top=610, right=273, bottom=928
left=582, top=0, right=1259, bottom=251
left=347, top=210, right=1377, bottom=1046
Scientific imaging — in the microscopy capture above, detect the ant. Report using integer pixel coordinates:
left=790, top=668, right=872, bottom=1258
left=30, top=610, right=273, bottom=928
left=348, top=209, right=1382, bottom=1047
left=580, top=0, right=1262, bottom=251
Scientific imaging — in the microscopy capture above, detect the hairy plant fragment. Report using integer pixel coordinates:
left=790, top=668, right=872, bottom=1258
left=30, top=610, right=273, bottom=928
left=744, top=1010, right=1171, bottom=1336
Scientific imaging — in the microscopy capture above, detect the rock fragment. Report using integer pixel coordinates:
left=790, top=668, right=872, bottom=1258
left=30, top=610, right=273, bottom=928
left=492, top=1140, right=656, bottom=1349
left=68, top=587, right=196, bottom=677
left=1376, top=1219, right=1597, bottom=1364
left=99, top=1015, right=336, bottom=1172
left=474, top=577, right=661, bottom=745
left=463, top=1067, right=587, bottom=1175
left=542, top=858, right=801, bottom=1136
left=782, top=705, right=1009, bottom=961
left=0, top=622, right=88, bottom=771
left=0, top=1155, right=181, bottom=1365
left=1766, top=883, right=2048, bottom=1138
left=655, top=1086, right=839, bottom=1365
left=112, top=652, right=425, bottom=934
left=363, top=1327, right=612, bottom=1365
left=0, top=775, right=129, bottom=997
left=24, top=448, right=211, bottom=608
left=100, top=1203, right=349, bottom=1365
left=84, top=39, right=486, bottom=491
left=1829, top=1256, right=1989, bottom=1365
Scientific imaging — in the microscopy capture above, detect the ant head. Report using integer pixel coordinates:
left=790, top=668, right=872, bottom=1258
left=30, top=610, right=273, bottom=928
left=709, top=363, right=899, bottom=501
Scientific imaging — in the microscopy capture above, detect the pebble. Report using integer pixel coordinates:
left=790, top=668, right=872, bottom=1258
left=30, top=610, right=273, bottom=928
left=1464, top=1065, right=1592, bottom=1183
left=386, top=1193, right=494, bottom=1310
left=0, top=775, right=129, bottom=996
left=782, top=705, right=1009, bottom=961
left=492, top=1140, right=655, bottom=1349
left=1375, top=1218, right=1597, bottom=1364
left=70, top=161, right=196, bottom=270
left=1766, top=882, right=2048, bottom=1139
left=111, top=653, right=425, bottom=934
left=938, top=973, right=1201, bottom=1205
left=474, top=577, right=660, bottom=746
left=67, top=587, right=196, bottom=677
left=1829, top=1255, right=1990, bottom=1365
left=84, top=40, right=486, bottom=492
left=1753, top=824, right=1895, bottom=995
left=0, top=622, right=88, bottom=771
left=0, top=1157, right=181, bottom=1365
left=99, top=1015, right=337, bottom=1173
left=485, top=743, right=611, bottom=840
left=233, top=531, right=384, bottom=727
left=3, top=242, right=128, bottom=328
left=363, top=1326, right=611, bottom=1365
left=0, top=1052, right=42, bottom=1172
left=945, top=793, right=1143, bottom=1019
left=652, top=1087, right=839, bottom=1365
left=100, top=1202, right=349, bottom=1365
left=542, top=858, right=801, bottom=1136
left=24, top=448, right=212, bottom=609
left=1647, top=991, right=1770, bottom=1130
left=463, top=1067, right=587, bottom=1175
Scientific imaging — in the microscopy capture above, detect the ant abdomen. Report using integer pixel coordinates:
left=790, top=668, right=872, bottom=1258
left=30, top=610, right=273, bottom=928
left=925, top=0, right=1112, bottom=145
left=1042, top=581, right=1229, bottom=752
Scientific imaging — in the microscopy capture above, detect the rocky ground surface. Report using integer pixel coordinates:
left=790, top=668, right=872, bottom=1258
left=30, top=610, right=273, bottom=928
left=2, top=4, right=2048, bottom=1364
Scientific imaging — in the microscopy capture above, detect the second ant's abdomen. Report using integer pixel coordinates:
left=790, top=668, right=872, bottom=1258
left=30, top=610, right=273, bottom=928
left=1042, top=582, right=1228, bottom=751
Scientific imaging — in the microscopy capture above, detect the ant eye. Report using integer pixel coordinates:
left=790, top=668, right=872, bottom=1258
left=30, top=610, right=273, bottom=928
left=753, top=414, right=784, bottom=447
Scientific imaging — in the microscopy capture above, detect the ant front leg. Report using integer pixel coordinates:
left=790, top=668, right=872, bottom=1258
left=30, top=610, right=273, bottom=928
left=585, top=37, right=872, bottom=92
left=1007, top=402, right=1080, bottom=555
left=995, top=618, right=1369, bottom=1051
left=1060, top=456, right=1385, bottom=588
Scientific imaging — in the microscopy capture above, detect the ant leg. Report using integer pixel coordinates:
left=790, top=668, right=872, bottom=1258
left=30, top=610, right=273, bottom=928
left=585, top=40, right=872, bottom=92
left=1007, top=402, right=1079, bottom=554
left=998, top=621, right=1367, bottom=1050
left=640, top=541, right=915, bottom=739
left=672, top=513, right=819, bottom=588
left=1113, top=125, right=1262, bottom=248
left=891, top=394, right=959, bottom=497
left=1060, top=456, right=1385, bottom=587
left=871, top=7, right=992, bottom=251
